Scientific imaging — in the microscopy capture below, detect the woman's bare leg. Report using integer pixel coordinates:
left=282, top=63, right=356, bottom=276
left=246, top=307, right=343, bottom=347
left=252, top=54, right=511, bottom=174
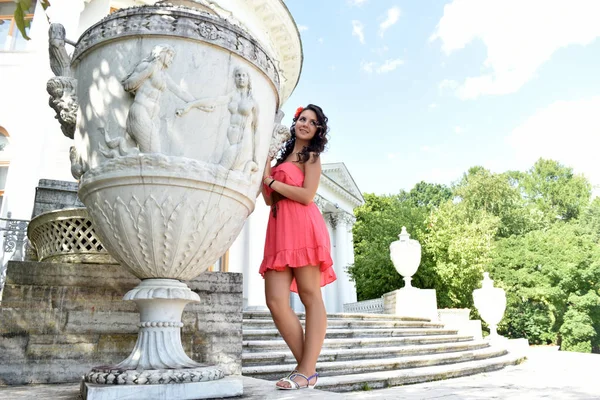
left=284, top=265, right=326, bottom=388
left=264, top=268, right=304, bottom=370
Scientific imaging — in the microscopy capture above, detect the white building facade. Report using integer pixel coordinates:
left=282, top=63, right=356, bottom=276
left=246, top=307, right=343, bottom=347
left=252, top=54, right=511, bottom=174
left=0, top=0, right=364, bottom=313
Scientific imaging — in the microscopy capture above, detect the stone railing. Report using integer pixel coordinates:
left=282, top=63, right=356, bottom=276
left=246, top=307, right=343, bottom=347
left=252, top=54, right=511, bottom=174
left=27, top=207, right=117, bottom=265
left=0, top=212, right=29, bottom=301
left=343, top=298, right=384, bottom=314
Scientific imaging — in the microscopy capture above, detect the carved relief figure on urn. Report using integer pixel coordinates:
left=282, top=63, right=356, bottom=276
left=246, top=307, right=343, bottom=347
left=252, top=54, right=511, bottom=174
left=103, top=45, right=214, bottom=157
left=177, top=66, right=259, bottom=174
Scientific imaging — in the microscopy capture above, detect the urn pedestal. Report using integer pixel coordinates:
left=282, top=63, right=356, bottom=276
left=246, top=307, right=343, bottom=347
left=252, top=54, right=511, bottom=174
left=45, top=2, right=302, bottom=399
left=385, top=227, right=438, bottom=321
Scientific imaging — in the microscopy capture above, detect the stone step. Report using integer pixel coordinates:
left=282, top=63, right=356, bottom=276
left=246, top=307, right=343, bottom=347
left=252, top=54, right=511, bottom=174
left=243, top=327, right=458, bottom=341
left=243, top=311, right=430, bottom=322
left=243, top=334, right=475, bottom=352
left=242, top=346, right=508, bottom=380
left=242, top=318, right=445, bottom=330
left=314, top=351, right=524, bottom=392
left=242, top=340, right=490, bottom=366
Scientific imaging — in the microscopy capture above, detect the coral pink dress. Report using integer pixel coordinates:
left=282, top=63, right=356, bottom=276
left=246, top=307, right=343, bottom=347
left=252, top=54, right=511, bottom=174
left=259, top=162, right=336, bottom=293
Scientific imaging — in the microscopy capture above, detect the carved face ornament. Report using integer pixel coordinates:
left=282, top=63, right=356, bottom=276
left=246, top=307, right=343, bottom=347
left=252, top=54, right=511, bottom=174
left=235, top=70, right=249, bottom=88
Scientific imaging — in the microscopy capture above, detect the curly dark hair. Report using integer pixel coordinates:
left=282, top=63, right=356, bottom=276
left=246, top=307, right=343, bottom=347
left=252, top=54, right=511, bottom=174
left=275, top=104, right=329, bottom=166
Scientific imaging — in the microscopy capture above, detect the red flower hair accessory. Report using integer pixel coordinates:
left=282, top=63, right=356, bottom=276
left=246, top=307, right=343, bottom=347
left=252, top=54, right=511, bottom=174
left=294, top=107, right=304, bottom=119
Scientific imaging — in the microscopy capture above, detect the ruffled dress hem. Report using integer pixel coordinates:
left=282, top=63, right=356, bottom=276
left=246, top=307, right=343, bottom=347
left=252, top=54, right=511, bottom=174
left=259, top=245, right=336, bottom=293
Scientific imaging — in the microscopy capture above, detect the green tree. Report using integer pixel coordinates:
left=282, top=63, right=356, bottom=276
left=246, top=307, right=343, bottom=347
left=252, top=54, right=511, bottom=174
left=349, top=193, right=429, bottom=301
left=13, top=0, right=51, bottom=40
left=517, top=158, right=591, bottom=222
left=453, top=166, right=543, bottom=237
left=424, top=200, right=500, bottom=308
left=491, top=223, right=600, bottom=351
left=407, top=181, right=452, bottom=209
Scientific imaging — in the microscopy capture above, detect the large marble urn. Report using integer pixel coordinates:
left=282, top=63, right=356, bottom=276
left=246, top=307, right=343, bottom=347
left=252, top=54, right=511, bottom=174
left=390, top=226, right=422, bottom=289
left=46, top=1, right=301, bottom=397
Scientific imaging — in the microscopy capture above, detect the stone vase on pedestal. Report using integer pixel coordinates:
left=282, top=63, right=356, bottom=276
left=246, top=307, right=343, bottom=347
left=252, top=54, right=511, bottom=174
left=473, top=272, right=507, bottom=341
left=384, top=227, right=437, bottom=321
left=46, top=2, right=301, bottom=399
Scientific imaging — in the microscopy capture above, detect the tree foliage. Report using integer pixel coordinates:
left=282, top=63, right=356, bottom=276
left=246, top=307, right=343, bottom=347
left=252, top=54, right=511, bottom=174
left=13, top=0, right=51, bottom=40
left=350, top=158, right=600, bottom=353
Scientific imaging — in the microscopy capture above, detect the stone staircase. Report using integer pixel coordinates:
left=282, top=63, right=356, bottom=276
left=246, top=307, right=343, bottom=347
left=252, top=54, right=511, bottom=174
left=242, top=311, right=525, bottom=393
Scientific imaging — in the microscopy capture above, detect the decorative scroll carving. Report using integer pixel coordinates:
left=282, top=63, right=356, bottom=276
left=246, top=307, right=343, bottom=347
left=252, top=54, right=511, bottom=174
left=325, top=211, right=356, bottom=229
left=177, top=66, right=259, bottom=175
left=269, top=109, right=291, bottom=158
left=340, top=212, right=357, bottom=226
left=72, top=5, right=280, bottom=90
left=325, top=213, right=340, bottom=229
left=47, top=23, right=78, bottom=140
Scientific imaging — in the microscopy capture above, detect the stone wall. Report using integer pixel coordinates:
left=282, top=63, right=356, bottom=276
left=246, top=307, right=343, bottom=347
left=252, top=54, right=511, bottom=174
left=31, top=179, right=83, bottom=218
left=0, top=261, right=242, bottom=385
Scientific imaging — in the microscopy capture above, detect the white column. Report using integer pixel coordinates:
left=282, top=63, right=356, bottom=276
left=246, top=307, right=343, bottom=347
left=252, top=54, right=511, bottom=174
left=321, top=213, right=339, bottom=313
left=344, top=215, right=358, bottom=304
left=241, top=205, right=269, bottom=311
left=333, top=213, right=349, bottom=312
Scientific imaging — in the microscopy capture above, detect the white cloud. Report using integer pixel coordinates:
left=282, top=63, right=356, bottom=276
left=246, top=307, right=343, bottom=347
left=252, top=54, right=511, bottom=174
left=349, top=0, right=369, bottom=6
left=421, top=145, right=434, bottom=152
left=376, top=58, right=404, bottom=73
left=318, top=37, right=324, bottom=44
left=506, top=97, right=600, bottom=188
left=352, top=20, right=365, bottom=44
left=360, top=61, right=376, bottom=73
left=428, top=103, right=438, bottom=109
left=329, top=65, right=336, bottom=71
left=297, top=25, right=308, bottom=32
left=438, top=79, right=458, bottom=92
left=379, top=6, right=401, bottom=37
left=431, top=0, right=600, bottom=99
left=454, top=126, right=463, bottom=135
left=360, top=59, right=404, bottom=74
left=372, top=45, right=389, bottom=55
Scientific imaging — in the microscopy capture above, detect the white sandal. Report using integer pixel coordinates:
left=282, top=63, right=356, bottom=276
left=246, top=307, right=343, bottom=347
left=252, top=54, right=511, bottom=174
left=276, top=372, right=318, bottom=390
left=277, top=369, right=297, bottom=383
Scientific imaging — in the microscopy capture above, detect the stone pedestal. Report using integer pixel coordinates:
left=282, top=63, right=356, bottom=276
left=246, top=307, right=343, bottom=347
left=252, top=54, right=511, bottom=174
left=383, top=288, right=438, bottom=321
left=437, top=308, right=483, bottom=340
left=31, top=179, right=83, bottom=218
left=0, top=261, right=243, bottom=385
left=81, top=377, right=243, bottom=400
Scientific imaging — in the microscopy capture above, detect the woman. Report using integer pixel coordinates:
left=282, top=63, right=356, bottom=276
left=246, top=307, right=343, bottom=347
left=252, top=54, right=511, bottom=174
left=177, top=67, right=259, bottom=173
left=260, top=104, right=336, bottom=390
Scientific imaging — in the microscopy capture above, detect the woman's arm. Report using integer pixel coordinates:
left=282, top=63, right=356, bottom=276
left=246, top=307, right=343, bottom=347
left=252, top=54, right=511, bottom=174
left=269, top=154, right=321, bottom=206
left=260, top=157, right=273, bottom=206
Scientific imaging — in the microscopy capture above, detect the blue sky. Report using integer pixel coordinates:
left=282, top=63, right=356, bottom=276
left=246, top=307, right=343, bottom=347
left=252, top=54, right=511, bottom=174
left=280, top=0, right=600, bottom=195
